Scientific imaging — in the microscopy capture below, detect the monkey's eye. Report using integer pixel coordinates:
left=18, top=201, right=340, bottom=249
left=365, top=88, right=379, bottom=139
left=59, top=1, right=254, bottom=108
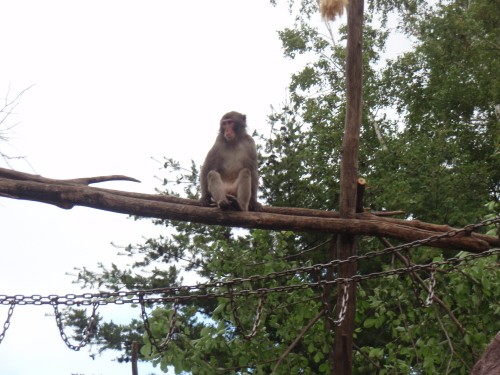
left=222, top=119, right=234, bottom=126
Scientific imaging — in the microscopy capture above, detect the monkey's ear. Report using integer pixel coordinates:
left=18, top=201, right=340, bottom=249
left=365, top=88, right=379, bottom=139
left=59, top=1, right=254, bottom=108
left=242, top=114, right=247, bottom=122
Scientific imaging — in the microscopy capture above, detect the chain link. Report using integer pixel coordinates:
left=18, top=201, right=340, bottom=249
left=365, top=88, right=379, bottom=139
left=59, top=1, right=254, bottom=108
left=320, top=281, right=349, bottom=328
left=230, top=291, right=265, bottom=340
left=140, top=295, right=178, bottom=352
left=0, top=303, right=15, bottom=344
left=423, top=266, right=436, bottom=307
left=52, top=298, right=98, bottom=351
left=318, top=276, right=349, bottom=328
left=333, top=282, right=349, bottom=326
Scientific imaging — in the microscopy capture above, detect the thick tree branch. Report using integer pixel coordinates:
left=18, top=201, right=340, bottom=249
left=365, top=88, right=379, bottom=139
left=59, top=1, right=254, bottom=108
left=0, top=168, right=497, bottom=252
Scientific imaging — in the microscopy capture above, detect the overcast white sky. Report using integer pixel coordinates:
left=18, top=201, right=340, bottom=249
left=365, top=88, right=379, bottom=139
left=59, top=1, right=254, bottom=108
left=0, top=1, right=304, bottom=374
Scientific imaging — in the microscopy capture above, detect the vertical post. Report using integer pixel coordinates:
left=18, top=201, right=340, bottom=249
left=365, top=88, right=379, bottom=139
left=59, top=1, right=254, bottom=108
left=333, top=0, right=364, bottom=374
left=131, top=341, right=139, bottom=375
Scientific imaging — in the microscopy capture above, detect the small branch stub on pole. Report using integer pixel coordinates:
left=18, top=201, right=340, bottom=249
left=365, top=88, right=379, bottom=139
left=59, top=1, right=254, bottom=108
left=356, top=178, right=366, bottom=213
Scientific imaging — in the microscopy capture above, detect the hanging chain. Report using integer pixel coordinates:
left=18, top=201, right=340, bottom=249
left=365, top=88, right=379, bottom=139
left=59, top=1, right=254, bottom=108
left=319, top=275, right=350, bottom=328
left=52, top=298, right=98, bottom=351
left=333, top=282, right=349, bottom=326
left=0, top=247, right=498, bottom=308
left=0, top=216, right=491, bottom=308
left=1, top=217, right=497, bottom=307
left=319, top=277, right=335, bottom=329
left=0, top=303, right=15, bottom=344
left=423, top=266, right=436, bottom=307
left=139, top=295, right=155, bottom=352
left=140, top=295, right=178, bottom=352
left=229, top=291, right=265, bottom=340
left=0, top=217, right=497, bottom=349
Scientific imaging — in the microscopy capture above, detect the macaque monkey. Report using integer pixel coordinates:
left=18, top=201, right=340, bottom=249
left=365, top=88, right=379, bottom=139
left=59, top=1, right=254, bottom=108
left=200, top=111, right=261, bottom=211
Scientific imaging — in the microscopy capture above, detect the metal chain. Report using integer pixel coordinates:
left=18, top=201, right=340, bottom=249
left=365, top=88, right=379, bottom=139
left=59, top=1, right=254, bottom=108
left=318, top=274, right=349, bottom=328
left=229, top=291, right=265, bottom=340
left=52, top=298, right=98, bottom=351
left=0, top=217, right=495, bottom=349
left=0, top=250, right=494, bottom=349
left=319, top=277, right=335, bottom=329
left=333, top=282, right=349, bottom=326
left=0, top=248, right=498, bottom=308
left=140, top=295, right=178, bottom=352
left=139, top=295, right=155, bottom=352
left=424, top=266, right=436, bottom=308
left=1, top=217, right=489, bottom=307
left=0, top=303, right=15, bottom=344
left=405, top=255, right=427, bottom=307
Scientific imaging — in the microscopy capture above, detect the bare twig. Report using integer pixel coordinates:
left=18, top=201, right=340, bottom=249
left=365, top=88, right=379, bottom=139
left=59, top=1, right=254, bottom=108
left=272, top=310, right=325, bottom=374
left=0, top=85, right=35, bottom=167
left=434, top=306, right=471, bottom=373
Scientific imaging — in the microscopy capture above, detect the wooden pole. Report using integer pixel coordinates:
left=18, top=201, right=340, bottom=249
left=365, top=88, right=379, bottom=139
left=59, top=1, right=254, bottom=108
left=131, top=341, right=139, bottom=375
left=333, top=0, right=364, bottom=374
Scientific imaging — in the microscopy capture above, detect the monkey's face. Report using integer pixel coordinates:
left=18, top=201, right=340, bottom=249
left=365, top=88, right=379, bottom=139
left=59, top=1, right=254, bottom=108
left=221, top=119, right=237, bottom=141
left=220, top=112, right=247, bottom=142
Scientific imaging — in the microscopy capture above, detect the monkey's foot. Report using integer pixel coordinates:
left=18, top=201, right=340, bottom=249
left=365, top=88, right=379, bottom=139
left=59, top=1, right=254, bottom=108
left=217, top=199, right=233, bottom=210
left=226, top=195, right=243, bottom=211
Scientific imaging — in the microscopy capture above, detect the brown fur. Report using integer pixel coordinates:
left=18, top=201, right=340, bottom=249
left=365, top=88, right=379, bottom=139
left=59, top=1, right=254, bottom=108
left=199, top=111, right=261, bottom=211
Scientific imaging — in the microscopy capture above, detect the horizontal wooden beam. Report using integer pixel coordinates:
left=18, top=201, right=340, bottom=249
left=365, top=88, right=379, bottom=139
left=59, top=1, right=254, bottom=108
left=0, top=168, right=496, bottom=253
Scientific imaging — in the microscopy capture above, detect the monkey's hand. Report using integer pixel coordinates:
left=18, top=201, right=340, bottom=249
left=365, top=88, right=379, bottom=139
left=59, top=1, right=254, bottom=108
left=199, top=196, right=214, bottom=207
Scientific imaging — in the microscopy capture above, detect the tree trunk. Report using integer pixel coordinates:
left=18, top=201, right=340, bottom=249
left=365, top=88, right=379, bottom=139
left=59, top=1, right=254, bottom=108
left=470, top=331, right=500, bottom=375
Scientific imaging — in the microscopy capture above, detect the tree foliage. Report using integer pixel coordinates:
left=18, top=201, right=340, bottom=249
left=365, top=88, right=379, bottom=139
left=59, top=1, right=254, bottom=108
left=66, top=1, right=499, bottom=374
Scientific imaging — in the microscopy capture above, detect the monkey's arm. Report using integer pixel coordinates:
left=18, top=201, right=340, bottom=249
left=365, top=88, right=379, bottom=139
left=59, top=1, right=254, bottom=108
left=199, top=163, right=212, bottom=206
left=199, top=144, right=220, bottom=207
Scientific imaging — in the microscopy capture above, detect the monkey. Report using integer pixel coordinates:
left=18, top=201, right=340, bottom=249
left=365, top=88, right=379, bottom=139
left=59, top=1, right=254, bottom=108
left=199, top=111, right=262, bottom=212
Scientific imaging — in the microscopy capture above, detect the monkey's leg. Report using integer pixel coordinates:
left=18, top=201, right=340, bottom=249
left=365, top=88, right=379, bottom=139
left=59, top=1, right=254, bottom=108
left=207, top=171, right=231, bottom=210
left=235, top=168, right=252, bottom=211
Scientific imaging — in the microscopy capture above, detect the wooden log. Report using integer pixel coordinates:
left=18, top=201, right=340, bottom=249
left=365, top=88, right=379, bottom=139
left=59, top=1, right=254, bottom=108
left=358, top=213, right=500, bottom=248
left=3, top=168, right=496, bottom=249
left=0, top=177, right=491, bottom=252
